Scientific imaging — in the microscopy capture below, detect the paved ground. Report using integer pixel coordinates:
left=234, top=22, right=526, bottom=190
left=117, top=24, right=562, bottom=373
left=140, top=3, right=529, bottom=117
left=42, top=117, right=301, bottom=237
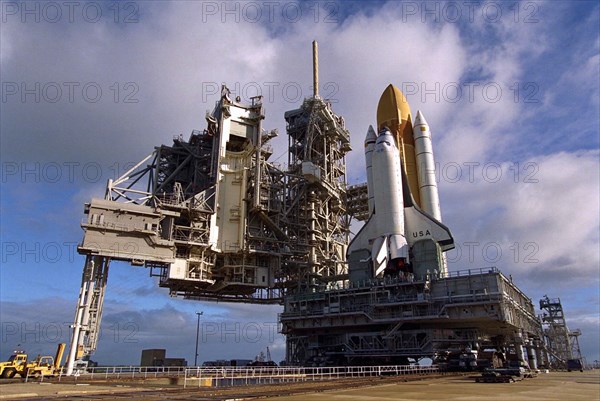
left=271, top=371, right=600, bottom=401
left=0, top=371, right=597, bottom=400
left=0, top=382, right=152, bottom=400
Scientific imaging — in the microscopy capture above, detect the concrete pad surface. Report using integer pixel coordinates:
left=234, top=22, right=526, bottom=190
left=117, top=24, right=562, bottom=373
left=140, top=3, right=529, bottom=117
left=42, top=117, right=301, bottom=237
left=269, top=371, right=600, bottom=401
left=0, top=371, right=598, bottom=401
left=0, top=382, right=152, bottom=400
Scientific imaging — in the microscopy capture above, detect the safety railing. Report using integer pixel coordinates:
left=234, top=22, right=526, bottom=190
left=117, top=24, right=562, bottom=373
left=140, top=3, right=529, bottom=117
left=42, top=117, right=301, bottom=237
left=34, top=364, right=439, bottom=385
left=64, top=365, right=188, bottom=380
left=182, top=364, right=439, bottom=388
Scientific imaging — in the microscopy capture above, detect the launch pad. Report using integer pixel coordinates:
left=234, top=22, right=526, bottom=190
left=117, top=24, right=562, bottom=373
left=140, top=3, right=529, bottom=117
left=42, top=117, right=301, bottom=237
left=65, top=43, right=579, bottom=373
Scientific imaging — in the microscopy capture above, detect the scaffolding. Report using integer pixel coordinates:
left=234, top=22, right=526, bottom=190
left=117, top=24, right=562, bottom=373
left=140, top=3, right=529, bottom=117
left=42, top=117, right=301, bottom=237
left=539, top=296, right=583, bottom=369
left=67, top=76, right=354, bottom=371
left=282, top=97, right=352, bottom=292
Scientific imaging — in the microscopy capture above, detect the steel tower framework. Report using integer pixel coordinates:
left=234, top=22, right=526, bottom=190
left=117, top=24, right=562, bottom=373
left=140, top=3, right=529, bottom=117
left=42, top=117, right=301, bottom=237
left=282, top=97, right=352, bottom=292
left=539, top=296, right=582, bottom=369
left=66, top=78, right=353, bottom=372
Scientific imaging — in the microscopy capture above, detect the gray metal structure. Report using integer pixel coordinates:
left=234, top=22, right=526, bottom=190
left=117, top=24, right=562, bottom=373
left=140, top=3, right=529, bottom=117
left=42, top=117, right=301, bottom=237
left=280, top=267, right=544, bottom=367
left=67, top=76, right=352, bottom=372
left=539, top=296, right=583, bottom=369
left=66, top=43, right=579, bottom=373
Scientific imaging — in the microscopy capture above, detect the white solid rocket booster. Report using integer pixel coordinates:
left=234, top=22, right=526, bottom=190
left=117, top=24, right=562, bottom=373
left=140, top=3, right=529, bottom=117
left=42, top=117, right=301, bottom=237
left=413, top=110, right=441, bottom=221
left=365, top=125, right=377, bottom=215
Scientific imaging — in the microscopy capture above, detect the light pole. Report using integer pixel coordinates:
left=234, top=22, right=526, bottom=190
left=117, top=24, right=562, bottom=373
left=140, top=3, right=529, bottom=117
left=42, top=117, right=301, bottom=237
left=194, top=311, right=203, bottom=366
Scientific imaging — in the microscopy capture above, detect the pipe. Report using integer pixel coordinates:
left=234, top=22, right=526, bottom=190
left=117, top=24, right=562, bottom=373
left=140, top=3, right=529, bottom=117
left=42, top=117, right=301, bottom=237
left=312, top=41, right=319, bottom=98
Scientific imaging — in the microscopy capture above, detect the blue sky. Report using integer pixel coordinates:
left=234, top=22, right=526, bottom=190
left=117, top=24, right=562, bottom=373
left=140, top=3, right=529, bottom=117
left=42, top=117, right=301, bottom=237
left=1, top=0, right=599, bottom=365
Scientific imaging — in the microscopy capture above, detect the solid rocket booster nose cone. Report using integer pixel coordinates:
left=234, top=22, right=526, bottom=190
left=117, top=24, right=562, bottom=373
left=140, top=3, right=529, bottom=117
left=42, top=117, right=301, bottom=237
left=413, top=110, right=429, bottom=129
left=377, top=84, right=412, bottom=130
left=365, top=125, right=377, bottom=145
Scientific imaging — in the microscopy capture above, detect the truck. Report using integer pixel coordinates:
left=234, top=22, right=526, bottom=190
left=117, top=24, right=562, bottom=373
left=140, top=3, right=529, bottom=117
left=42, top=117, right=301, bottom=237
left=0, top=344, right=66, bottom=378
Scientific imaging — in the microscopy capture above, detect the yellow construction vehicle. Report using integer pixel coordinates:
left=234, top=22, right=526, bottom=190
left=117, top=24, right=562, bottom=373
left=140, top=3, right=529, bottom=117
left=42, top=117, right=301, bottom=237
left=0, top=350, right=30, bottom=378
left=25, top=343, right=66, bottom=378
left=0, top=344, right=66, bottom=378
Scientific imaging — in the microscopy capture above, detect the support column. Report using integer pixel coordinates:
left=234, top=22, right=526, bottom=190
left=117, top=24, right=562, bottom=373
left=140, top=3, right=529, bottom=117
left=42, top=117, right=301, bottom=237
left=66, top=255, right=110, bottom=375
left=514, top=332, right=529, bottom=369
left=527, top=341, right=538, bottom=370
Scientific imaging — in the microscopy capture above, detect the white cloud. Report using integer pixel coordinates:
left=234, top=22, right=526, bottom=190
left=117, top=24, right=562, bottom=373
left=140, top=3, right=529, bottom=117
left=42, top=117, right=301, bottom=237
left=443, top=150, right=600, bottom=287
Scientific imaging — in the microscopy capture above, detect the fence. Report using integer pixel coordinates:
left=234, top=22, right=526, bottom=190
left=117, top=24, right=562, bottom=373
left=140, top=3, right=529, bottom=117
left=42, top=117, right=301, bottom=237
left=183, top=365, right=439, bottom=388
left=37, top=364, right=438, bottom=386
left=55, top=365, right=188, bottom=380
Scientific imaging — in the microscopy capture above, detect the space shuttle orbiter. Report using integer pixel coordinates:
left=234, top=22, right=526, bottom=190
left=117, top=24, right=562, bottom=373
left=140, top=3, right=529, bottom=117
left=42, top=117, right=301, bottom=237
left=347, top=85, right=454, bottom=281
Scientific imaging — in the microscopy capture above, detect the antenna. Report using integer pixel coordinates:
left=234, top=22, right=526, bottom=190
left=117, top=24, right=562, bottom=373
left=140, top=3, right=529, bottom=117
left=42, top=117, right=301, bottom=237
left=312, top=40, right=319, bottom=98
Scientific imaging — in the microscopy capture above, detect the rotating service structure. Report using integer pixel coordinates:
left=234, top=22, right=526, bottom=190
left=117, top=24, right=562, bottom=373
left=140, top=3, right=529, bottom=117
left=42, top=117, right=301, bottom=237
left=66, top=81, right=352, bottom=372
